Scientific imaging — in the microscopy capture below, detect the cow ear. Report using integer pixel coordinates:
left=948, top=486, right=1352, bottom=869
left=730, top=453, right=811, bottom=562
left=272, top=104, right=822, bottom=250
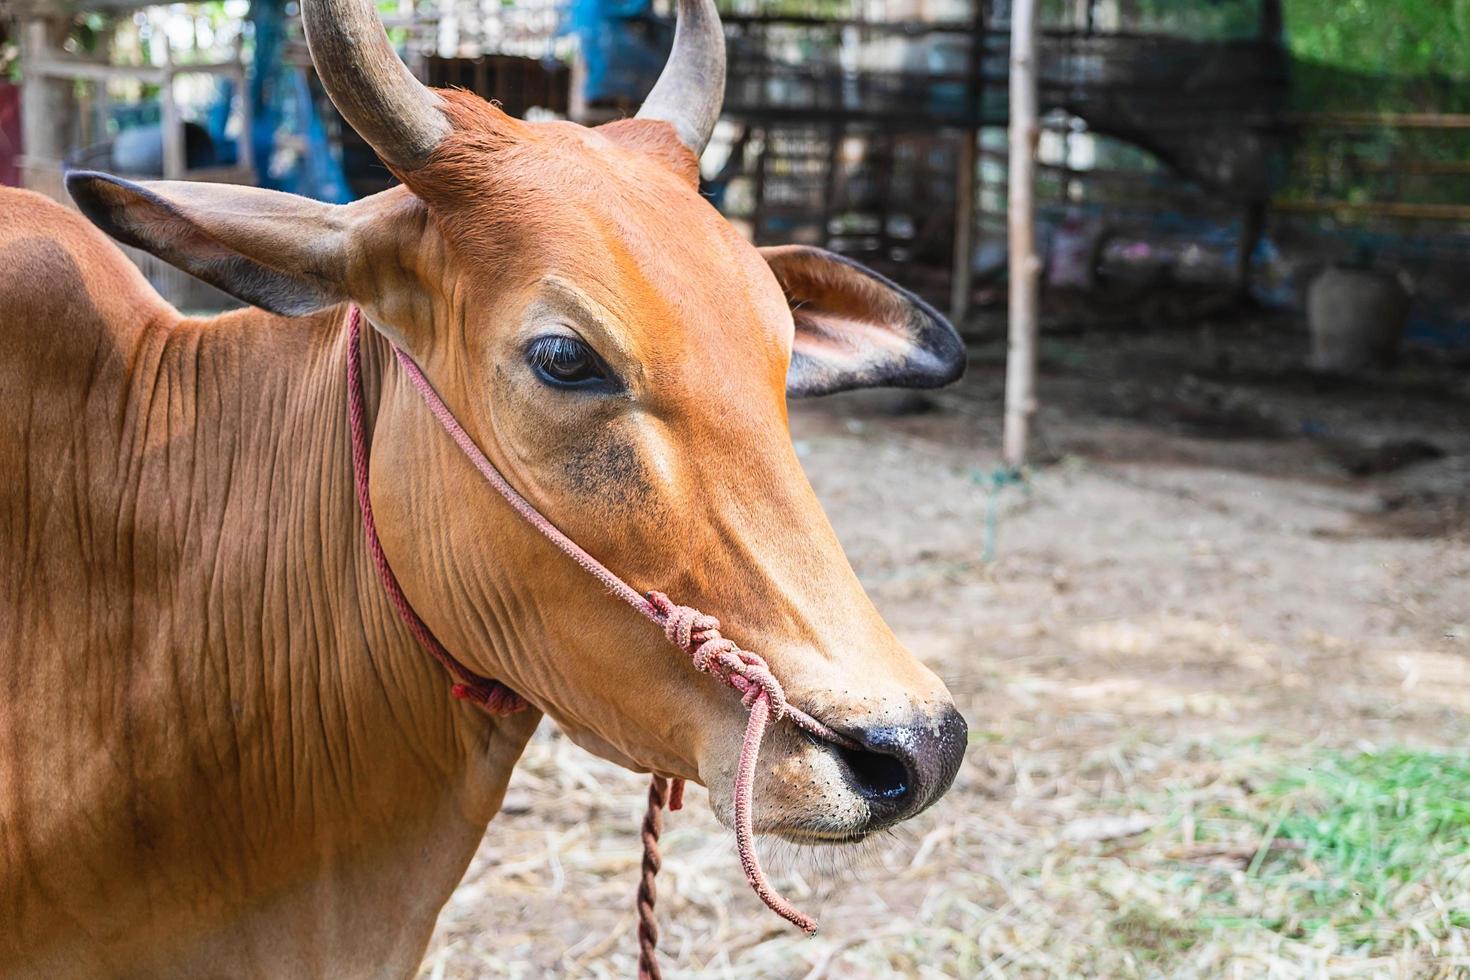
left=760, top=245, right=966, bottom=398
left=65, top=171, right=349, bottom=317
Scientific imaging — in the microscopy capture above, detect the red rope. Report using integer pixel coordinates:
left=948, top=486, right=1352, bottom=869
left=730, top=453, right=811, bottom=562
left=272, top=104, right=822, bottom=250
left=347, top=309, right=528, bottom=716
left=345, top=308, right=856, bottom=973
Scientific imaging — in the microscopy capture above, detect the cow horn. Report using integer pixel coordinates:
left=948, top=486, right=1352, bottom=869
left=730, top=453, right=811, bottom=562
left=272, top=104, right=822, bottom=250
left=301, top=0, right=451, bottom=173
left=635, top=0, right=727, bottom=156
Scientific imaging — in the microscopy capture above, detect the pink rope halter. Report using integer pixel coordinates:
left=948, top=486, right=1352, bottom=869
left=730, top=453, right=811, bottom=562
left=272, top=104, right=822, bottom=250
left=344, top=308, right=857, bottom=976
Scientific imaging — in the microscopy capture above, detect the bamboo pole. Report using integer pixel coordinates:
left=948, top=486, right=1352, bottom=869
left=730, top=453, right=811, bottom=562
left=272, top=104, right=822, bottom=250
left=1003, top=0, right=1039, bottom=470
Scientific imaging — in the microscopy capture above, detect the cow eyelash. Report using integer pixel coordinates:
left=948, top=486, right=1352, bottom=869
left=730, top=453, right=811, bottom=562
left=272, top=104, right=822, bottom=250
left=526, top=334, right=612, bottom=390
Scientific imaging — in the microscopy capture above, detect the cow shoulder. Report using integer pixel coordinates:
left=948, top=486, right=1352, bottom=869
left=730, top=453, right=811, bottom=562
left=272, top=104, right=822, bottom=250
left=0, top=187, right=171, bottom=359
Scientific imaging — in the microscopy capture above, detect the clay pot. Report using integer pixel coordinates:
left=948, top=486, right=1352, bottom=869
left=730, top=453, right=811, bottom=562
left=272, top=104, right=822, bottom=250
left=1306, top=265, right=1409, bottom=372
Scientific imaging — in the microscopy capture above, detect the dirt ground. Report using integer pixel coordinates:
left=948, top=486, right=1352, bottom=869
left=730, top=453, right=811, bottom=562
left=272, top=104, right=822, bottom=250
left=420, top=312, right=1470, bottom=979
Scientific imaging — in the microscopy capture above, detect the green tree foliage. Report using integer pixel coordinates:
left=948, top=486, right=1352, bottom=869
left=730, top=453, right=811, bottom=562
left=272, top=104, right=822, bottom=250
left=1284, top=0, right=1470, bottom=80
left=1279, top=0, right=1470, bottom=212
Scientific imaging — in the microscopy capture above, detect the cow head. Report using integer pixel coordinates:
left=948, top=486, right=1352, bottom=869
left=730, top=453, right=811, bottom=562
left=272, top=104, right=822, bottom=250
left=67, top=0, right=967, bottom=843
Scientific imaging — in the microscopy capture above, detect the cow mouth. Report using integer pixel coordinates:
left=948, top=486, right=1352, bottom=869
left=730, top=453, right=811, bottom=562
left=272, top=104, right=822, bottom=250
left=777, top=825, right=873, bottom=845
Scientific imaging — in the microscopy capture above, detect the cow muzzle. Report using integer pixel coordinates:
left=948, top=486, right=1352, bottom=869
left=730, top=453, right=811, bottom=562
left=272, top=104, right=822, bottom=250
left=704, top=698, right=967, bottom=844
left=817, top=704, right=968, bottom=830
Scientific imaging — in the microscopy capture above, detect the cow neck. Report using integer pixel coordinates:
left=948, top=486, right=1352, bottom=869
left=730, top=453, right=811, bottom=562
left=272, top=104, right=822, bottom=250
left=345, top=306, right=862, bottom=977
left=144, top=303, right=535, bottom=800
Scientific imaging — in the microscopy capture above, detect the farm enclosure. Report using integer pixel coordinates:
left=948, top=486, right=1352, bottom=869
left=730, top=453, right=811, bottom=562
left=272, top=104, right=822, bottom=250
left=2, top=1, right=1467, bottom=976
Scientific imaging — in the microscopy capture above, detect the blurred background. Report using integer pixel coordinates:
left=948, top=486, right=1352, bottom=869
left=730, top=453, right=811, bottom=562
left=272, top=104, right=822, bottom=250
left=2, top=1, right=1467, bottom=976
left=6, top=0, right=1470, bottom=342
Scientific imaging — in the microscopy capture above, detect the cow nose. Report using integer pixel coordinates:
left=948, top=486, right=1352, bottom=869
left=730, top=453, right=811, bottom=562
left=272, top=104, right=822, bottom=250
left=834, top=705, right=968, bottom=828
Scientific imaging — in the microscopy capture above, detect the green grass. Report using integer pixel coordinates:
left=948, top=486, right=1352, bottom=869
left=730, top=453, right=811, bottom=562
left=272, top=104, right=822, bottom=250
left=1126, top=747, right=1470, bottom=959
left=1258, top=749, right=1470, bottom=944
left=1073, top=745, right=1470, bottom=975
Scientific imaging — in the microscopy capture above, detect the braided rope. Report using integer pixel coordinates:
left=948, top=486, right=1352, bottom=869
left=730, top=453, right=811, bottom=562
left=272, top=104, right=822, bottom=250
left=346, top=308, right=856, bottom=976
left=636, top=775, right=676, bottom=980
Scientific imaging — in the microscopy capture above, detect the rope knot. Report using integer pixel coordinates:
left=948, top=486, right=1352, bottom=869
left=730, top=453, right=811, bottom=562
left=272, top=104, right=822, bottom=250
left=727, top=652, right=787, bottom=718
left=451, top=681, right=529, bottom=716
left=645, top=592, right=787, bottom=720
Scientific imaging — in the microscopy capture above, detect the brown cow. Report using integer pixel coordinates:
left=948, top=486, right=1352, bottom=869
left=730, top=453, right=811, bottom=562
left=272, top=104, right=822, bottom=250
left=0, top=0, right=967, bottom=975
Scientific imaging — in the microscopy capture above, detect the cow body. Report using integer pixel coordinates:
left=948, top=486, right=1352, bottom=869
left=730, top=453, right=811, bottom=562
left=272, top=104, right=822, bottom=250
left=0, top=191, right=539, bottom=976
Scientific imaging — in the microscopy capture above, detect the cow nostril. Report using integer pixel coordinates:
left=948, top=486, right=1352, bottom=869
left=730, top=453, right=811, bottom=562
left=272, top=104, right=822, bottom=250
left=825, top=706, right=968, bottom=828
left=834, top=743, right=911, bottom=804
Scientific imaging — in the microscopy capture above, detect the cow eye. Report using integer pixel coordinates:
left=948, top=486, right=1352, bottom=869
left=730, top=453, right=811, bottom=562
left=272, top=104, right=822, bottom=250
left=527, top=335, right=608, bottom=389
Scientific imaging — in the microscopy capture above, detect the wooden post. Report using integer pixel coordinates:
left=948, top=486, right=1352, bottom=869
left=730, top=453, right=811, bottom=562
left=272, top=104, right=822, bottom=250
left=949, top=131, right=976, bottom=321
left=1003, top=0, right=1040, bottom=470
left=19, top=18, right=76, bottom=193
left=820, top=118, right=841, bottom=249
left=157, top=29, right=185, bottom=179
left=874, top=132, right=895, bottom=259
left=1235, top=0, right=1283, bottom=302
left=568, top=44, right=588, bottom=124
left=950, top=0, right=987, bottom=323
left=752, top=125, right=769, bottom=243
left=234, top=31, right=255, bottom=182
